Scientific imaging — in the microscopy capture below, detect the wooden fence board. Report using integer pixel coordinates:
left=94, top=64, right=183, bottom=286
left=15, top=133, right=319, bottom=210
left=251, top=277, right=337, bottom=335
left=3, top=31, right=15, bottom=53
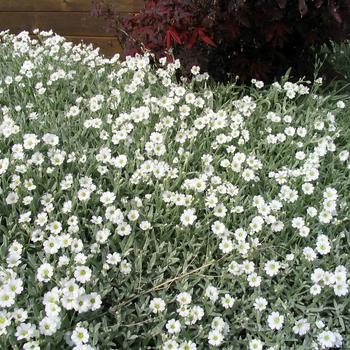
left=0, top=1, right=143, bottom=56
left=65, top=35, right=122, bottom=56
left=0, top=12, right=116, bottom=37
left=0, top=0, right=144, bottom=12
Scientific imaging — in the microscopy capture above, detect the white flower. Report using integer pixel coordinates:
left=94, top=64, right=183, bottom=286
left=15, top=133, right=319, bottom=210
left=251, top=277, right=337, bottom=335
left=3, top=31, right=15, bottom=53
left=214, top=203, right=227, bottom=218
left=219, top=238, right=234, bottom=253
left=221, top=294, right=235, bottom=309
left=333, top=282, right=349, bottom=296
left=307, top=207, right=318, bottom=217
left=312, top=267, right=325, bottom=282
left=249, top=339, right=264, bottom=350
left=247, top=273, right=262, bottom=287
left=302, top=182, right=314, bottom=194
left=208, top=330, right=223, bottom=346
left=96, top=228, right=111, bottom=244
left=7, top=278, right=23, bottom=295
left=180, top=208, right=197, bottom=226
left=338, top=150, right=349, bottom=162
left=149, top=298, right=166, bottom=314
left=323, top=187, right=338, bottom=201
left=116, top=222, right=132, bottom=236
left=286, top=253, right=294, bottom=261
left=316, top=320, right=325, bottom=329
left=176, top=292, right=192, bottom=305
left=74, top=266, right=92, bottom=284
left=6, top=191, right=19, bottom=204
left=86, top=292, right=102, bottom=311
left=318, top=331, right=336, bottom=348
left=120, top=260, right=131, bottom=274
left=49, top=221, right=62, bottom=234
left=42, top=133, right=59, bottom=146
left=23, top=341, right=40, bottom=350
left=162, top=339, right=179, bottom=350
left=127, top=209, right=139, bottom=221
left=36, top=263, right=54, bottom=282
left=303, top=247, right=317, bottom=261
left=67, top=106, right=80, bottom=117
left=113, top=154, right=128, bottom=168
left=180, top=340, right=197, bottom=350
left=336, top=101, right=345, bottom=109
left=100, top=191, right=116, bottom=206
left=106, top=252, right=121, bottom=265
left=13, top=308, right=28, bottom=323
left=205, top=285, right=219, bottom=302
left=211, top=221, right=226, bottom=236
left=254, top=297, right=268, bottom=311
left=23, top=134, right=39, bottom=150
left=316, top=240, right=331, bottom=255
left=0, top=158, right=9, bottom=174
left=0, top=287, right=15, bottom=308
left=15, top=323, right=36, bottom=340
left=267, top=312, right=284, bottom=330
left=45, top=303, right=61, bottom=317
left=165, top=319, right=181, bottom=334
left=140, top=220, right=152, bottom=230
left=191, top=66, right=200, bottom=75
left=77, top=188, right=91, bottom=202
left=293, top=318, right=310, bottom=336
left=264, top=260, right=281, bottom=277
left=310, top=284, right=322, bottom=296
left=71, top=326, right=89, bottom=345
left=38, top=316, right=60, bottom=336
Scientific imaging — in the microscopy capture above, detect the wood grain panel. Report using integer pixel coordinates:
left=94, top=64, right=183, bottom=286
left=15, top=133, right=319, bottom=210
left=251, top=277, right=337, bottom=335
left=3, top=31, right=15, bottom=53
left=0, top=12, right=117, bottom=37
left=65, top=35, right=122, bottom=56
left=0, top=0, right=144, bottom=12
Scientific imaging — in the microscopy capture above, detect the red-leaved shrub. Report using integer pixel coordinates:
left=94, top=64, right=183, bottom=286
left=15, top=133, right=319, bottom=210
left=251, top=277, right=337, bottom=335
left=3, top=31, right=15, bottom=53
left=92, top=0, right=350, bottom=82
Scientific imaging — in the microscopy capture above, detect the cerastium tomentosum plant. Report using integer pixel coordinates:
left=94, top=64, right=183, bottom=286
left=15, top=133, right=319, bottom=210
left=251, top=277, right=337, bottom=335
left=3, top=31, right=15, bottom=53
left=0, top=30, right=349, bottom=350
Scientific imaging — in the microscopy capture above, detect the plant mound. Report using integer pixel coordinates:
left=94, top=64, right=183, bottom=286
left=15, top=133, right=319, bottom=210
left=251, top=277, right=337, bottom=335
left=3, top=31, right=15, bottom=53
left=0, top=31, right=349, bottom=350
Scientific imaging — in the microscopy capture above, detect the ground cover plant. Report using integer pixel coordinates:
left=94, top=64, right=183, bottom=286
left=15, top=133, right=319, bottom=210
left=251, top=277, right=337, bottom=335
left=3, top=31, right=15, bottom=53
left=92, top=0, right=350, bottom=82
left=0, top=30, right=350, bottom=350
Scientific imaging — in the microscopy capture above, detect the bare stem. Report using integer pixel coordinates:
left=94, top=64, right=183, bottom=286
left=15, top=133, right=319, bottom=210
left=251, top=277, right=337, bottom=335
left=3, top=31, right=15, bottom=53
left=109, top=253, right=230, bottom=314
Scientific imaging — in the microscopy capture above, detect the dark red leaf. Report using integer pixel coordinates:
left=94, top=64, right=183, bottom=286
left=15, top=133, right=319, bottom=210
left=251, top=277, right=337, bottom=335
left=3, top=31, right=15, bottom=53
left=166, top=53, right=174, bottom=63
left=330, top=0, right=342, bottom=23
left=265, top=22, right=290, bottom=47
left=169, top=28, right=182, bottom=44
left=187, top=29, right=199, bottom=49
left=227, top=22, right=240, bottom=40
left=165, top=27, right=182, bottom=49
left=198, top=29, right=216, bottom=47
left=298, top=0, right=308, bottom=17
left=276, top=0, right=287, bottom=9
left=304, top=32, right=320, bottom=46
left=165, top=31, right=171, bottom=49
left=314, top=0, right=325, bottom=8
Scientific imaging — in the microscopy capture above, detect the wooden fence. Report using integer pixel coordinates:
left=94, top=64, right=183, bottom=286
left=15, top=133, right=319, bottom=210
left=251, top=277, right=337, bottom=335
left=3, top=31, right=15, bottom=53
left=0, top=0, right=144, bottom=56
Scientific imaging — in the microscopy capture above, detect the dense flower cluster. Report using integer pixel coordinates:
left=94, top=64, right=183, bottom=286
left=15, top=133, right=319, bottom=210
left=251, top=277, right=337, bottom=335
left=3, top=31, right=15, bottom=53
left=0, top=30, right=349, bottom=349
